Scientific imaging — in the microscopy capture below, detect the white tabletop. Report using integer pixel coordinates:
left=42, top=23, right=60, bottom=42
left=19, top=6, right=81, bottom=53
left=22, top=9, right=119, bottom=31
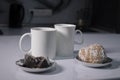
left=0, top=33, right=120, bottom=80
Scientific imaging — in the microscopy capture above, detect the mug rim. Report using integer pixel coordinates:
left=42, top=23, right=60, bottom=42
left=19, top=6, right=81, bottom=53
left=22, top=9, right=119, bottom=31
left=54, top=24, right=76, bottom=27
left=31, top=27, right=56, bottom=31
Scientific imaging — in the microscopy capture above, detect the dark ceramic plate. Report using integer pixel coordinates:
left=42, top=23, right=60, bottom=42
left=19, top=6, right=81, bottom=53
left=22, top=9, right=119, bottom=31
left=16, top=59, right=56, bottom=72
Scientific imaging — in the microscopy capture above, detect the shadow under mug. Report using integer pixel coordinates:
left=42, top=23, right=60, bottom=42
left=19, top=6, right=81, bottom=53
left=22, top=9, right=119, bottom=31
left=19, top=27, right=56, bottom=59
left=55, top=24, right=83, bottom=57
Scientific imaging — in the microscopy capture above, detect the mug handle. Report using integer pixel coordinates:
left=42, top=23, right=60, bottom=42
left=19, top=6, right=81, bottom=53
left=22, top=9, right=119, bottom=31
left=75, top=29, right=84, bottom=44
left=19, top=33, right=31, bottom=53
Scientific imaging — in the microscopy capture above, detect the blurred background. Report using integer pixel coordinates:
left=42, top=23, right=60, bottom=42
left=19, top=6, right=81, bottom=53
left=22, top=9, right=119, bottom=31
left=0, top=0, right=120, bottom=35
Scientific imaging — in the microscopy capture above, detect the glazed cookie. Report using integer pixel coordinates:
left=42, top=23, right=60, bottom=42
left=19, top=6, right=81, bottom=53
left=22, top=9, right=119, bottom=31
left=78, top=44, right=107, bottom=63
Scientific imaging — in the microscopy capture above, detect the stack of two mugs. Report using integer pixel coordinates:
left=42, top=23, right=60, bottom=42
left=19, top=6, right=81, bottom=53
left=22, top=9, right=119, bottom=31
left=19, top=24, right=83, bottom=59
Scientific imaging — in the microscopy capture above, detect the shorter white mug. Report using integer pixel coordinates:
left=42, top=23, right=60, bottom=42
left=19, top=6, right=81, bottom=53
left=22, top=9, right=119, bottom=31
left=19, top=27, right=56, bottom=59
left=55, top=24, right=83, bottom=57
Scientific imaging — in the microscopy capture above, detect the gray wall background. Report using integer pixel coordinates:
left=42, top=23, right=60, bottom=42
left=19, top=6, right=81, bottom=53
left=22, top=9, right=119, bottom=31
left=0, top=0, right=90, bottom=27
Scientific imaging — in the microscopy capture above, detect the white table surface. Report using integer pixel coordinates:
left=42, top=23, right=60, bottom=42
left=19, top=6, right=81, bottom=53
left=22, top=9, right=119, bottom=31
left=0, top=33, right=120, bottom=80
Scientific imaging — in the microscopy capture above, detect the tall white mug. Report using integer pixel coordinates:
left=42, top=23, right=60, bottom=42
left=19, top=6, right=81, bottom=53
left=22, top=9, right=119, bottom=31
left=19, top=27, right=56, bottom=59
left=55, top=24, right=83, bottom=57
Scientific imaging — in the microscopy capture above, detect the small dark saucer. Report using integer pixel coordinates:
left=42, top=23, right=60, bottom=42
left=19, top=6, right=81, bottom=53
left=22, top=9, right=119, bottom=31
left=16, top=59, right=56, bottom=72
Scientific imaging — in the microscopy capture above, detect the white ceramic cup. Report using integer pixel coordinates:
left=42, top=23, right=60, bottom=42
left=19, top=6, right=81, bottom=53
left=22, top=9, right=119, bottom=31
left=19, top=27, right=56, bottom=59
left=55, top=24, right=83, bottom=57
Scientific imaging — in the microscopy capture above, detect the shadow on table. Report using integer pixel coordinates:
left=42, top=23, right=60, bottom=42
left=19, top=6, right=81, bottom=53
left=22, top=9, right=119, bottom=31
left=28, top=64, right=64, bottom=75
left=97, top=59, right=120, bottom=69
left=99, top=77, right=120, bottom=80
left=108, top=59, right=120, bottom=69
left=55, top=51, right=79, bottom=60
left=53, top=50, right=80, bottom=60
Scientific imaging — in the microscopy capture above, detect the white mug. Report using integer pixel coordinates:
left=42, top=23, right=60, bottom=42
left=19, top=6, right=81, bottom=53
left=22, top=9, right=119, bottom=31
left=19, top=27, right=56, bottom=59
left=55, top=24, right=83, bottom=57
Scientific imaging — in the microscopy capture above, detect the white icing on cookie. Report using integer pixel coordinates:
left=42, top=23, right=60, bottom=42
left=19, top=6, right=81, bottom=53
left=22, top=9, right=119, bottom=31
left=78, top=44, right=107, bottom=63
